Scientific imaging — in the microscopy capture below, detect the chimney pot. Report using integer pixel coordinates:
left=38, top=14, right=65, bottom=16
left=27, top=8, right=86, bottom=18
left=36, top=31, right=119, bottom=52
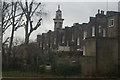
left=102, top=11, right=104, bottom=15
left=98, top=9, right=100, bottom=14
left=101, top=10, right=103, bottom=14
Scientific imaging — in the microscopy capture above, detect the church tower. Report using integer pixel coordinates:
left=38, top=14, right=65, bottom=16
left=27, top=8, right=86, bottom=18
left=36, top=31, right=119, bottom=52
left=53, top=5, right=64, bottom=31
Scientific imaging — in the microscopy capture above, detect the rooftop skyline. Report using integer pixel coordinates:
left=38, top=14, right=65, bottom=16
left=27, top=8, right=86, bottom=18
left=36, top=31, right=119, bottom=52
left=4, top=2, right=119, bottom=41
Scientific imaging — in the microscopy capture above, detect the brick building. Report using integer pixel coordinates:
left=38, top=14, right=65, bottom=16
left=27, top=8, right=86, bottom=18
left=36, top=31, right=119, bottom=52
left=37, top=6, right=120, bottom=76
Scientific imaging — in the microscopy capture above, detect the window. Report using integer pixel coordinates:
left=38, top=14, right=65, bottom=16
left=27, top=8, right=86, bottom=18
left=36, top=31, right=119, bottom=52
left=59, top=22, right=62, bottom=27
left=47, top=43, right=48, bottom=46
left=72, top=34, right=74, bottom=42
left=83, top=46, right=85, bottom=55
left=67, top=41, right=69, bottom=46
left=77, top=37, right=80, bottom=46
left=83, top=31, right=87, bottom=40
left=62, top=36, right=64, bottom=43
left=50, top=43, right=52, bottom=48
left=108, top=19, right=114, bottom=27
left=92, top=26, right=95, bottom=37
left=54, top=38, right=56, bottom=45
left=99, top=26, right=102, bottom=33
left=103, top=29, right=106, bottom=37
left=43, top=45, right=45, bottom=50
left=55, top=22, right=57, bottom=26
left=40, top=42, right=42, bottom=47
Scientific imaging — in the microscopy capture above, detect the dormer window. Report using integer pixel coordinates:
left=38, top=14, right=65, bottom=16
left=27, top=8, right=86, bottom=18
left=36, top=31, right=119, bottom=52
left=108, top=19, right=114, bottom=27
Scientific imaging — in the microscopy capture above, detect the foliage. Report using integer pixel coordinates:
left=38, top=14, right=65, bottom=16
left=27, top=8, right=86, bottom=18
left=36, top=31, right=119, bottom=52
left=54, top=61, right=81, bottom=76
left=2, top=57, right=22, bottom=71
left=55, top=63, right=81, bottom=76
left=2, top=0, right=46, bottom=71
left=2, top=71, right=56, bottom=77
left=39, top=65, right=45, bottom=73
left=105, top=65, right=118, bottom=77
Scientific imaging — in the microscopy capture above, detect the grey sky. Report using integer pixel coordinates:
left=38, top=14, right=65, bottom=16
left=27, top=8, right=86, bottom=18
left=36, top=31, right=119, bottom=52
left=4, top=2, right=119, bottom=41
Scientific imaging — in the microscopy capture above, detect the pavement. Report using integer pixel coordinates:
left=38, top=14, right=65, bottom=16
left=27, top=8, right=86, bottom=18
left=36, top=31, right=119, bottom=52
left=1, top=77, right=119, bottom=80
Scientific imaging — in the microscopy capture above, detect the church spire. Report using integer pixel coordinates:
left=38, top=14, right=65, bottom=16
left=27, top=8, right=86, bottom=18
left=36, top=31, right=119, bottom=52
left=58, top=5, right=60, bottom=10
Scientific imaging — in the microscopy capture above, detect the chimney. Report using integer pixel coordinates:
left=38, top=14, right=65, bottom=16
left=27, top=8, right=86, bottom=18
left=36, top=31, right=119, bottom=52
left=98, top=9, right=100, bottom=14
left=102, top=11, right=104, bottom=15
left=101, top=10, right=104, bottom=15
left=101, top=10, right=103, bottom=14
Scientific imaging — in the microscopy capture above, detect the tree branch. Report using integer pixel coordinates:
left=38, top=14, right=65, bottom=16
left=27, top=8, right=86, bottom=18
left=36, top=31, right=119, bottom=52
left=28, top=18, right=42, bottom=37
left=18, top=1, right=27, bottom=17
left=30, top=2, right=41, bottom=17
left=2, top=37, right=10, bottom=46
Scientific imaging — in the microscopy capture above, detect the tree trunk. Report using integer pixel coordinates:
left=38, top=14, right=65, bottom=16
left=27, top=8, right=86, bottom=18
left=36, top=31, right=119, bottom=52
left=7, top=2, right=17, bottom=68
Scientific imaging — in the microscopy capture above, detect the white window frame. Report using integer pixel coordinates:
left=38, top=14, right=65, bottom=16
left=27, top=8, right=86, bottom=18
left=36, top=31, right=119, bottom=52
left=72, top=34, right=74, bottom=42
left=98, top=25, right=102, bottom=33
left=103, top=29, right=106, bottom=37
left=54, top=38, right=56, bottom=45
left=92, top=26, right=95, bottom=37
left=67, top=41, right=69, bottom=46
left=83, top=31, right=87, bottom=40
left=43, top=45, right=45, bottom=50
left=83, top=46, right=85, bottom=55
left=62, top=36, right=64, bottom=43
left=108, top=19, right=114, bottom=27
left=40, top=42, right=42, bottom=47
left=77, top=37, right=80, bottom=46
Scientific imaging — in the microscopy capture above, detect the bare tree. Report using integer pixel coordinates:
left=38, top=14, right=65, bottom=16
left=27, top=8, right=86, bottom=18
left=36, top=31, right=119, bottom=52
left=2, top=0, right=46, bottom=69
left=18, top=0, right=46, bottom=65
left=1, top=2, right=11, bottom=47
left=2, top=1, right=11, bottom=34
left=19, top=0, right=43, bottom=45
left=2, top=1, right=24, bottom=54
left=2, top=1, right=24, bottom=68
left=8, top=1, right=24, bottom=56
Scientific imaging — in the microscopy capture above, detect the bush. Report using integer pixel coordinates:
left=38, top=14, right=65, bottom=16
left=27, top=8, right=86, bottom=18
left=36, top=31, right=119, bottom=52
left=39, top=65, right=45, bottom=73
left=55, top=63, right=81, bottom=76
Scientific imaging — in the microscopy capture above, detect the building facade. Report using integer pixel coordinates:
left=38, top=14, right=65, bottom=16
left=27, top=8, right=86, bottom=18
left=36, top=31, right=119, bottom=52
left=37, top=6, right=120, bottom=76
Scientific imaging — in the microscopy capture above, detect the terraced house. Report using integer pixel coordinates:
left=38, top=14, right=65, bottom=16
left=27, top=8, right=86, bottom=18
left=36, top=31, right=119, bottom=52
left=37, top=6, right=120, bottom=76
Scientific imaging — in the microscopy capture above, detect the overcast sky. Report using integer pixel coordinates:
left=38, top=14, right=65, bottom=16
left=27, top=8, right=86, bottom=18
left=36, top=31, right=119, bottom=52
left=4, top=1, right=119, bottom=41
